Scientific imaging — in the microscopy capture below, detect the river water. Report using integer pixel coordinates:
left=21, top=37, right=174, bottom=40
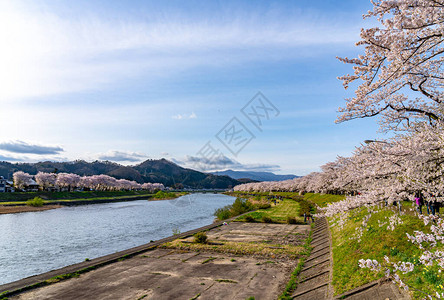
left=0, top=193, right=235, bottom=285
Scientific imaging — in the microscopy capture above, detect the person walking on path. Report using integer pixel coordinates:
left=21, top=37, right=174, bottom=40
left=304, top=212, right=314, bottom=223
left=426, top=200, right=432, bottom=215
left=415, top=192, right=424, bottom=214
left=432, top=198, right=440, bottom=216
left=430, top=198, right=436, bottom=215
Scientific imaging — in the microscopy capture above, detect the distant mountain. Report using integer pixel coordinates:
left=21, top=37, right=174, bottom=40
left=0, top=159, right=244, bottom=189
left=211, top=169, right=299, bottom=182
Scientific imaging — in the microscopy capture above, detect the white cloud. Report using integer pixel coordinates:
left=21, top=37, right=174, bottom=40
left=172, top=112, right=197, bottom=120
left=173, top=154, right=280, bottom=172
left=0, top=1, right=361, bottom=101
left=0, top=140, right=64, bottom=155
left=97, top=150, right=148, bottom=162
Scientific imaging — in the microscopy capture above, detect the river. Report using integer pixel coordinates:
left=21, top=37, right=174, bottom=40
left=0, top=193, right=235, bottom=285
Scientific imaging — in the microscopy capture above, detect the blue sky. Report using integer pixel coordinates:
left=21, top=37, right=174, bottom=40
left=0, top=0, right=384, bottom=175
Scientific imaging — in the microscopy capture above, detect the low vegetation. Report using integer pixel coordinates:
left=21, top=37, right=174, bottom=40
left=26, top=197, right=45, bottom=207
left=279, top=227, right=313, bottom=300
left=214, top=197, right=254, bottom=221
left=162, top=239, right=306, bottom=259
left=193, top=232, right=208, bottom=244
left=236, top=198, right=303, bottom=223
left=152, top=190, right=182, bottom=200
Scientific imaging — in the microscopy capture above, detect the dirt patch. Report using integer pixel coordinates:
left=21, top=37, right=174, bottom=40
left=0, top=205, right=62, bottom=215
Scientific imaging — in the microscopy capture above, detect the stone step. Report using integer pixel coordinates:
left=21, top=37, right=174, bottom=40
left=310, top=245, right=330, bottom=255
left=300, top=265, right=330, bottom=279
left=292, top=280, right=329, bottom=299
left=305, top=250, right=330, bottom=264
left=313, top=227, right=327, bottom=233
left=310, top=238, right=330, bottom=248
left=292, top=284, right=328, bottom=300
left=300, top=260, right=330, bottom=279
left=304, top=254, right=330, bottom=269
left=311, top=235, right=328, bottom=243
left=299, top=270, right=329, bottom=284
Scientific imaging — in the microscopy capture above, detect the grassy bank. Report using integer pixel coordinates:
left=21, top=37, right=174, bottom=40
left=0, top=190, right=155, bottom=202
left=303, top=193, right=345, bottom=208
left=329, top=203, right=441, bottom=298
left=0, top=193, right=155, bottom=206
left=227, top=192, right=317, bottom=223
left=236, top=198, right=303, bottom=223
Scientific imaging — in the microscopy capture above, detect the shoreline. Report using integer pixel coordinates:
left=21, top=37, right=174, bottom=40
left=0, top=205, right=62, bottom=214
left=0, top=215, right=234, bottom=297
left=0, top=192, right=190, bottom=215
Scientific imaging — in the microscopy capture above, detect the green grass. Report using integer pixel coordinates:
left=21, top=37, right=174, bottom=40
left=303, top=193, right=345, bottom=208
left=152, top=191, right=184, bottom=199
left=330, top=205, right=442, bottom=298
left=214, top=197, right=255, bottom=221
left=201, top=257, right=217, bottom=264
left=215, top=279, right=238, bottom=283
left=236, top=198, right=303, bottom=223
left=0, top=190, right=154, bottom=202
left=0, top=193, right=155, bottom=206
left=26, top=197, right=45, bottom=207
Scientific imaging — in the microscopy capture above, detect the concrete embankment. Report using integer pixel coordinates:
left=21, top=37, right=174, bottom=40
left=0, top=217, right=231, bottom=298
left=1, top=213, right=310, bottom=300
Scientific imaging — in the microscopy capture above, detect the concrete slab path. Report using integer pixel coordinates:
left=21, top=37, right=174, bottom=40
left=8, top=222, right=310, bottom=300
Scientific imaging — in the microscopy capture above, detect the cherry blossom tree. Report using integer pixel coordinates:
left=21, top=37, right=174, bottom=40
left=13, top=171, right=33, bottom=190
left=35, top=172, right=57, bottom=191
left=142, top=182, right=165, bottom=192
left=337, top=0, right=444, bottom=131
left=56, top=173, right=81, bottom=191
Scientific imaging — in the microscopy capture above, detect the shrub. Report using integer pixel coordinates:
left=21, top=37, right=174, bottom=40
left=245, top=215, right=255, bottom=222
left=262, top=216, right=273, bottom=223
left=194, top=231, right=208, bottom=244
left=26, top=197, right=44, bottom=207
left=154, top=191, right=176, bottom=199
left=231, top=198, right=254, bottom=215
left=214, top=206, right=232, bottom=220
left=214, top=198, right=254, bottom=221
left=287, top=216, right=297, bottom=224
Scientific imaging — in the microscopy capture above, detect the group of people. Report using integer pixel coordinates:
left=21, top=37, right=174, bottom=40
left=303, top=212, right=315, bottom=223
left=415, top=192, right=441, bottom=215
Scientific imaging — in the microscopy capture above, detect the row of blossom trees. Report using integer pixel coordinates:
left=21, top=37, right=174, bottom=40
left=235, top=120, right=444, bottom=212
left=13, top=171, right=164, bottom=192
left=235, top=0, right=444, bottom=297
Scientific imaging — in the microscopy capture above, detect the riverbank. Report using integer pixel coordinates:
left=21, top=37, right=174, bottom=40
left=0, top=205, right=62, bottom=214
left=0, top=192, right=191, bottom=215
left=3, top=221, right=311, bottom=300
left=0, top=194, right=310, bottom=299
left=0, top=190, right=156, bottom=202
